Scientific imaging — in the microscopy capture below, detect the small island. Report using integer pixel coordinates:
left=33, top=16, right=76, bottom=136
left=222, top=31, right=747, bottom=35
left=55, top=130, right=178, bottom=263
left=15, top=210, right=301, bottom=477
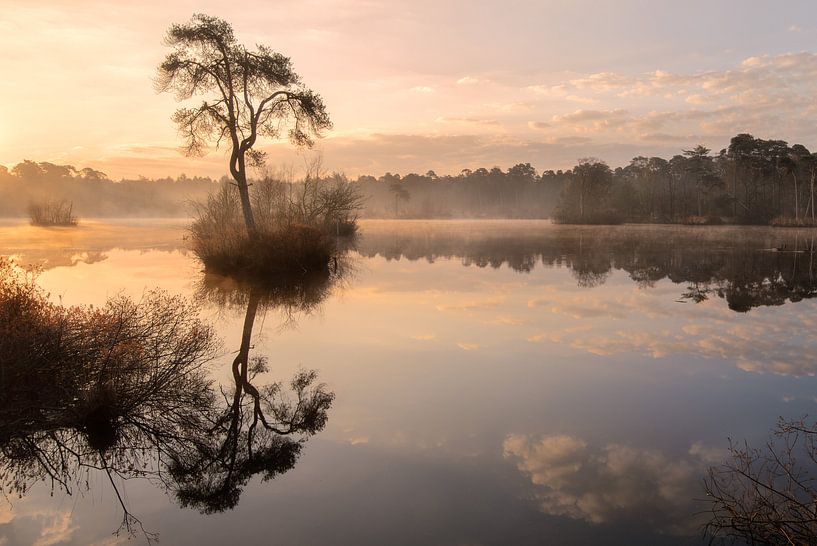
left=28, top=199, right=78, bottom=227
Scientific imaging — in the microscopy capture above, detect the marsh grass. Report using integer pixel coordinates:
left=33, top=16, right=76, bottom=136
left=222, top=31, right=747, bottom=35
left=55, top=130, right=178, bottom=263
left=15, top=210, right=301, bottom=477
left=28, top=199, right=78, bottom=226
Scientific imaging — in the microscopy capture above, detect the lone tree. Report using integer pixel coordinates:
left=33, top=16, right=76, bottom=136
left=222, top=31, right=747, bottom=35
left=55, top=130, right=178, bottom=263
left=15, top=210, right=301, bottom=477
left=156, top=14, right=332, bottom=238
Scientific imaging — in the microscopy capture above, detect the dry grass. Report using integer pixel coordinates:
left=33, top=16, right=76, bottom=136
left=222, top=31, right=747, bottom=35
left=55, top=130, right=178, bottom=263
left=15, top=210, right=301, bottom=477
left=770, top=216, right=817, bottom=227
left=28, top=199, right=78, bottom=226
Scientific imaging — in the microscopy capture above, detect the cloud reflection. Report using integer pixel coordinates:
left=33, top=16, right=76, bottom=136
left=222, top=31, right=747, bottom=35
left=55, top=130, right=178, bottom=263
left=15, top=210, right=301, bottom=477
left=503, top=434, right=720, bottom=534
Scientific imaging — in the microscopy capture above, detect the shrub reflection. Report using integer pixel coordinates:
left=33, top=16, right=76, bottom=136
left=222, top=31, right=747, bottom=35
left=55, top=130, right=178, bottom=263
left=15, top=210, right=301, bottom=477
left=0, top=258, right=337, bottom=542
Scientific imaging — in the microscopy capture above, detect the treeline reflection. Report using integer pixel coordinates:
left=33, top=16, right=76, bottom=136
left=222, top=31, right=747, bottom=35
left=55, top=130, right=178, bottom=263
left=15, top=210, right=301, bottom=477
left=358, top=224, right=817, bottom=312
left=0, top=259, right=342, bottom=542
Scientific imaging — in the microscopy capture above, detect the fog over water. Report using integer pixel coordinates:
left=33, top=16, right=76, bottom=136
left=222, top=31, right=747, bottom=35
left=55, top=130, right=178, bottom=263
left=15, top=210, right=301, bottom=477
left=2, top=219, right=816, bottom=544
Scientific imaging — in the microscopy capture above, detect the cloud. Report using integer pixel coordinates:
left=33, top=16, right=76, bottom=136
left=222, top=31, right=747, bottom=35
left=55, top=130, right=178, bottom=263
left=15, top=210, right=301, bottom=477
left=457, top=76, right=480, bottom=85
left=33, top=512, right=78, bottom=546
left=296, top=132, right=650, bottom=176
left=531, top=301, right=817, bottom=376
left=519, top=53, right=817, bottom=146
left=436, top=297, right=504, bottom=312
left=551, top=109, right=632, bottom=131
left=504, top=434, right=718, bottom=534
left=436, top=116, right=500, bottom=126
left=527, top=121, right=551, bottom=130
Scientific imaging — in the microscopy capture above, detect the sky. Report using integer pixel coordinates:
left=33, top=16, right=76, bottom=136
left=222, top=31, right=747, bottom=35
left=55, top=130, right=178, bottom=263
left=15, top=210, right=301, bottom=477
left=2, top=0, right=817, bottom=179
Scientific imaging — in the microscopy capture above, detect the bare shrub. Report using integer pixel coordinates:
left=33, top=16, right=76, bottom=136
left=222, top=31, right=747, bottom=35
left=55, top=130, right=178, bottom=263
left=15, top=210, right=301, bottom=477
left=704, top=417, right=817, bottom=544
left=28, top=199, right=78, bottom=226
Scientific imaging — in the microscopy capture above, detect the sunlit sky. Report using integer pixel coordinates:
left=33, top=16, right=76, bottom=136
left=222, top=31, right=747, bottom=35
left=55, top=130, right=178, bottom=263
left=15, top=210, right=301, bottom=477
left=2, top=0, right=817, bottom=179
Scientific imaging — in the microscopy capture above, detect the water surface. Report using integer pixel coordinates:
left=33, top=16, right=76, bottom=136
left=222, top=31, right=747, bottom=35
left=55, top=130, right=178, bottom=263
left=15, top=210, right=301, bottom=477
left=2, top=219, right=816, bottom=545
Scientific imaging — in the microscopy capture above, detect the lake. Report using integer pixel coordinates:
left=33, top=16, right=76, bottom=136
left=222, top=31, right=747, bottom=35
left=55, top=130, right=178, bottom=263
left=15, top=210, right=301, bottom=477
left=2, top=219, right=817, bottom=545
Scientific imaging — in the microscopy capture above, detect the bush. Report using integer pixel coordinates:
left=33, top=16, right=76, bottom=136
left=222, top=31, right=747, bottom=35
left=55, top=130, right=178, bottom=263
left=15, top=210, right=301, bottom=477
left=28, top=199, right=78, bottom=226
left=324, top=217, right=359, bottom=236
left=0, top=257, right=218, bottom=448
left=251, top=172, right=364, bottom=234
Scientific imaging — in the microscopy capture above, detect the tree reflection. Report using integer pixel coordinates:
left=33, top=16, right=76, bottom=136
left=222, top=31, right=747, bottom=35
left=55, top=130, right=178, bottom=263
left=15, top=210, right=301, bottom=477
left=0, top=258, right=340, bottom=542
left=169, top=288, right=333, bottom=514
left=358, top=224, right=817, bottom=311
left=705, top=418, right=817, bottom=544
left=196, top=252, right=352, bottom=325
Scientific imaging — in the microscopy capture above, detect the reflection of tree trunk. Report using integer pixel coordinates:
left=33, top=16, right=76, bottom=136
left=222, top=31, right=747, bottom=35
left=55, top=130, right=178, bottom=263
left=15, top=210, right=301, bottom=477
left=227, top=292, right=261, bottom=455
left=233, top=291, right=260, bottom=399
left=230, top=292, right=283, bottom=438
left=793, top=233, right=799, bottom=283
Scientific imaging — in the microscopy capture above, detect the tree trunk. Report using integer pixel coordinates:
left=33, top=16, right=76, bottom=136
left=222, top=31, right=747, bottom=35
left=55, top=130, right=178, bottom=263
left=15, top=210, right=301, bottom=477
left=793, top=172, right=799, bottom=220
left=234, top=154, right=258, bottom=239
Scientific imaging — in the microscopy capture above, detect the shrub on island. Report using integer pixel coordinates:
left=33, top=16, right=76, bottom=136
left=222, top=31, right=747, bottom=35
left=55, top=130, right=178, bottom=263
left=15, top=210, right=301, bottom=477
left=28, top=199, right=78, bottom=226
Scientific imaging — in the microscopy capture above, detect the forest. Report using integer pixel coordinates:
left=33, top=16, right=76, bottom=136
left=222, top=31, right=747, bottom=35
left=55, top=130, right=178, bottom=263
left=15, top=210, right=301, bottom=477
left=2, top=132, right=815, bottom=225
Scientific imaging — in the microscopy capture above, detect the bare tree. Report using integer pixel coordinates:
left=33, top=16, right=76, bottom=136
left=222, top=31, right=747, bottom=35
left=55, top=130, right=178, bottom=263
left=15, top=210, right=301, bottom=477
left=704, top=418, right=817, bottom=545
left=156, top=14, right=332, bottom=238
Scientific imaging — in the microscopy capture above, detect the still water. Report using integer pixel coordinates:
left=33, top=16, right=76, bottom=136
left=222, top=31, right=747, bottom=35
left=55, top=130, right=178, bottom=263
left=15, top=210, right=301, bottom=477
left=2, top=219, right=817, bottom=545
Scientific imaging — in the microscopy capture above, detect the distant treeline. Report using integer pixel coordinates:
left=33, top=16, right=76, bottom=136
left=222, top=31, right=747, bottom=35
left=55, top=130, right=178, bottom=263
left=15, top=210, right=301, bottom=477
left=352, top=164, right=564, bottom=218
left=0, top=161, right=216, bottom=217
left=0, top=159, right=563, bottom=219
left=553, top=133, right=817, bottom=226
left=3, top=132, right=815, bottom=223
